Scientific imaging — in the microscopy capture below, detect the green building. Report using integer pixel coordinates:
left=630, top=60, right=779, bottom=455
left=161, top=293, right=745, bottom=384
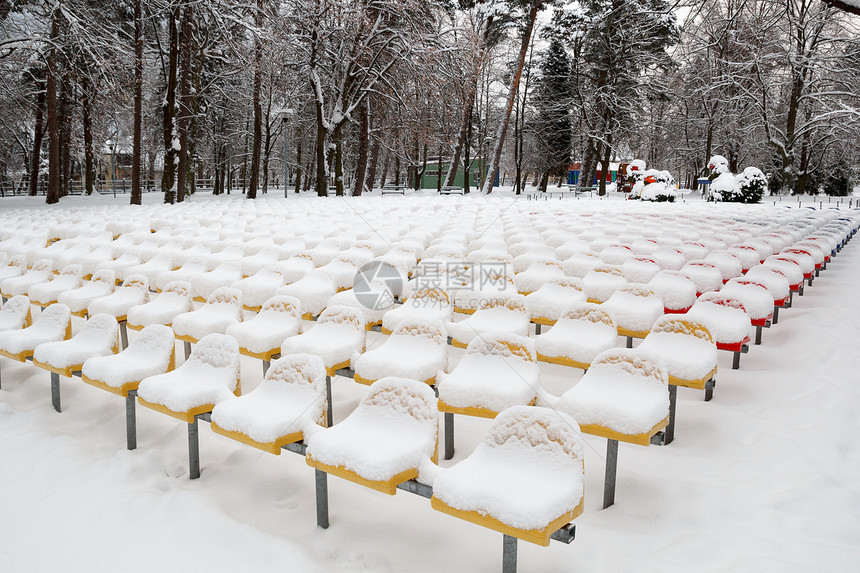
left=419, top=158, right=486, bottom=189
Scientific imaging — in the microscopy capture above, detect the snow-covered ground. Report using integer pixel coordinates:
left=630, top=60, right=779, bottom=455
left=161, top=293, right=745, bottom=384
left=0, top=191, right=859, bottom=572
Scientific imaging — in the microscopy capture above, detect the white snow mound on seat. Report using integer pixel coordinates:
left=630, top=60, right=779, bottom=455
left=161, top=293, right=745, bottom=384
left=210, top=353, right=326, bottom=443
left=34, top=313, right=117, bottom=368
left=82, top=324, right=174, bottom=387
left=432, top=405, right=584, bottom=531
left=138, top=333, right=240, bottom=412
left=0, top=303, right=70, bottom=355
left=306, top=377, right=437, bottom=481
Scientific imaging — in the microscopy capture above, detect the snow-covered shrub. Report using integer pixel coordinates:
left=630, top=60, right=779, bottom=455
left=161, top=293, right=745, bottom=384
left=640, top=169, right=676, bottom=202
left=732, top=167, right=767, bottom=204
left=710, top=172, right=738, bottom=201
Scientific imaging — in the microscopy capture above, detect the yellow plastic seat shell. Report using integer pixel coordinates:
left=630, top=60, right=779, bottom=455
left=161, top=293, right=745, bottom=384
left=431, top=496, right=584, bottom=547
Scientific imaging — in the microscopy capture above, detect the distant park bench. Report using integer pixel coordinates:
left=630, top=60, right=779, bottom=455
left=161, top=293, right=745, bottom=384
left=440, top=186, right=464, bottom=195
left=381, top=185, right=405, bottom=195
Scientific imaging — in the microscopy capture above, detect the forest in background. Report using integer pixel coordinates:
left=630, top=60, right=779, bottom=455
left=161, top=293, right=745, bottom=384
left=1, top=0, right=859, bottom=203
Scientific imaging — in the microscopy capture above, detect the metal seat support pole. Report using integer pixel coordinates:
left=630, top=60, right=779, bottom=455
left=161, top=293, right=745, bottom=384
left=119, top=321, right=129, bottom=350
left=325, top=376, right=333, bottom=427
left=126, top=390, right=137, bottom=450
left=626, top=336, right=633, bottom=349
left=444, top=412, right=454, bottom=460
left=772, top=305, right=780, bottom=324
left=188, top=418, right=200, bottom=479
left=534, top=323, right=541, bottom=335
left=262, top=360, right=270, bottom=376
left=315, top=469, right=329, bottom=529
left=755, top=325, right=763, bottom=345
left=732, top=351, right=741, bottom=370
left=502, top=534, right=517, bottom=573
left=665, top=385, right=677, bottom=445
left=603, top=439, right=618, bottom=509
left=184, top=341, right=191, bottom=361
left=704, top=378, right=715, bottom=402
left=51, top=371, right=61, bottom=412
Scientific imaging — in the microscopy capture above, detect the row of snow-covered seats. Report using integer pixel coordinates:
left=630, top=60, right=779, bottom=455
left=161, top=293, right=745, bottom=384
left=0, top=199, right=858, bottom=571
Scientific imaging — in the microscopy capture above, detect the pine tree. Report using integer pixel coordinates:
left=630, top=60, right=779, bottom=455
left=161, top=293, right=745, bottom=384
left=532, top=38, right=572, bottom=191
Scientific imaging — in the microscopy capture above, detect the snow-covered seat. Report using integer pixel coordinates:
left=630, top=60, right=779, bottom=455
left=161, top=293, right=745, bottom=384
left=32, top=313, right=118, bottom=377
left=451, top=267, right=516, bottom=314
left=154, top=257, right=208, bottom=292
left=231, top=265, right=287, bottom=311
left=352, top=319, right=447, bottom=386
left=81, top=323, right=176, bottom=398
left=326, top=288, right=386, bottom=329
left=719, top=278, right=774, bottom=345
left=703, top=250, right=743, bottom=283
left=437, top=333, right=540, bottom=459
left=0, top=303, right=71, bottom=363
left=137, top=333, right=241, bottom=478
left=621, top=256, right=661, bottom=284
left=744, top=266, right=792, bottom=322
left=561, top=251, right=602, bottom=278
left=601, top=283, right=664, bottom=341
left=210, top=353, right=327, bottom=455
left=305, top=377, right=438, bottom=494
left=94, top=252, right=142, bottom=283
left=191, top=261, right=242, bottom=302
left=583, top=265, right=626, bottom=303
left=431, top=406, right=584, bottom=548
left=648, top=270, right=697, bottom=314
left=29, top=264, right=83, bottom=307
left=172, top=286, right=242, bottom=344
left=680, top=261, right=723, bottom=296
left=638, top=316, right=718, bottom=398
left=87, top=274, right=150, bottom=322
left=240, top=248, right=279, bottom=278
left=0, top=295, right=32, bottom=332
left=276, top=254, right=316, bottom=284
left=514, top=261, right=564, bottom=295
left=123, top=253, right=173, bottom=287
left=0, top=259, right=53, bottom=299
left=726, top=244, right=761, bottom=273
left=685, top=292, right=751, bottom=369
left=0, top=255, right=28, bottom=285
left=558, top=348, right=669, bottom=507
left=448, top=295, right=529, bottom=348
left=126, top=280, right=193, bottom=330
left=72, top=244, right=114, bottom=279
left=276, top=270, right=337, bottom=319
left=783, top=246, right=822, bottom=281
left=535, top=303, right=617, bottom=370
left=58, top=269, right=116, bottom=317
left=226, top=295, right=302, bottom=363
left=525, top=277, right=585, bottom=327
left=317, top=253, right=368, bottom=292
left=651, top=247, right=686, bottom=271
left=280, top=305, right=366, bottom=375
left=381, top=287, right=452, bottom=335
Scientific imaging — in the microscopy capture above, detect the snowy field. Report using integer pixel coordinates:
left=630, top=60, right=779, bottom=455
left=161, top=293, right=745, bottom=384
left=0, top=191, right=859, bottom=572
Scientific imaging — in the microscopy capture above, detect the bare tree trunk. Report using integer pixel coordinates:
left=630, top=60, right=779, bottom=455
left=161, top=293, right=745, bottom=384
left=365, top=137, right=380, bottom=192
left=58, top=73, right=71, bottom=197
left=598, top=140, right=611, bottom=196
left=314, top=100, right=327, bottom=196
left=443, top=98, right=473, bottom=188
left=46, top=8, right=61, bottom=204
left=82, top=76, right=95, bottom=195
left=294, top=138, right=302, bottom=194
left=247, top=0, right=264, bottom=199
left=352, top=102, right=369, bottom=196
left=334, top=132, right=344, bottom=196
left=175, top=3, right=193, bottom=203
left=162, top=6, right=179, bottom=203
left=378, top=152, right=389, bottom=188
left=131, top=0, right=143, bottom=205
left=483, top=2, right=540, bottom=194
left=29, top=78, right=45, bottom=197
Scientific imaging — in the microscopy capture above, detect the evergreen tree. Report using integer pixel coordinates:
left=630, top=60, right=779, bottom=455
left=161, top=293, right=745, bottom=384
left=532, top=38, right=572, bottom=191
